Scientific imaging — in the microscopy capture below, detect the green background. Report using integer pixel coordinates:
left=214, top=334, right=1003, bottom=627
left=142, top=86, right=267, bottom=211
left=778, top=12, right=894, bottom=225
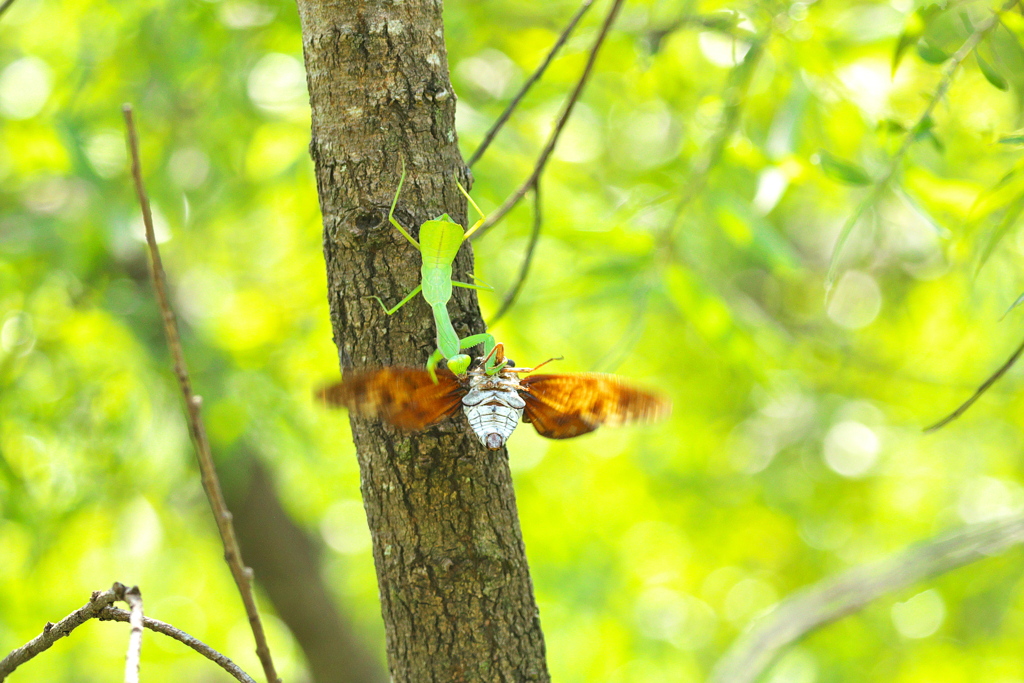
left=3, top=0, right=1024, bottom=680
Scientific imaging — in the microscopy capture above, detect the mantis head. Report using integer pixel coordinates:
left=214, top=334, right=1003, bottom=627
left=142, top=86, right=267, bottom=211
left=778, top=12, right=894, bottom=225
left=446, top=353, right=472, bottom=377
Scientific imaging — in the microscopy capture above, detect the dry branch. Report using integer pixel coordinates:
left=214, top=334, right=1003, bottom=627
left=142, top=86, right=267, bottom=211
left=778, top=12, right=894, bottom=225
left=0, top=585, right=118, bottom=679
left=0, top=0, right=18, bottom=20
left=122, top=585, right=144, bottom=683
left=489, top=181, right=542, bottom=325
left=98, top=607, right=257, bottom=683
left=709, top=514, right=1024, bottom=683
left=468, top=0, right=595, bottom=167
left=122, top=104, right=280, bottom=683
left=470, top=0, right=625, bottom=241
left=0, top=583, right=254, bottom=683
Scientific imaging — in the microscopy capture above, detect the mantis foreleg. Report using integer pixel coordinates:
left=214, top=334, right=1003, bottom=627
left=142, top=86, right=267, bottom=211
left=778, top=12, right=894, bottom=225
left=425, top=332, right=499, bottom=383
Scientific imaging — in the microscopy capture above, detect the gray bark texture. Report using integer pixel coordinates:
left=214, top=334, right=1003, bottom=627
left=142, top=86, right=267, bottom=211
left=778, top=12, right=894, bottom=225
left=294, top=1, right=550, bottom=681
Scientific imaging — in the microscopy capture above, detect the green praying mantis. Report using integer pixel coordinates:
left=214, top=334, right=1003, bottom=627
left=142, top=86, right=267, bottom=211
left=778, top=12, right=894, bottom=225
left=369, top=164, right=505, bottom=383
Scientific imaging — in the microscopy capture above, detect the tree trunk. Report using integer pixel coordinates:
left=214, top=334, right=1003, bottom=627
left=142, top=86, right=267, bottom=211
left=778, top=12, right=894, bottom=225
left=294, top=1, right=550, bottom=681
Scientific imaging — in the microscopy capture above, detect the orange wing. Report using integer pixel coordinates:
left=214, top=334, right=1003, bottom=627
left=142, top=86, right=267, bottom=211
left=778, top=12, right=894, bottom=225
left=318, top=367, right=465, bottom=431
left=519, top=373, right=670, bottom=439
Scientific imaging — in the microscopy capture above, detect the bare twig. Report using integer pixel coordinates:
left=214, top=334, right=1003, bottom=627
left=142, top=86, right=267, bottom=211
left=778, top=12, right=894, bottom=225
left=709, top=514, right=1024, bottom=683
left=0, top=586, right=119, bottom=679
left=0, top=583, right=247, bottom=683
left=121, top=104, right=280, bottom=683
left=0, top=0, right=18, bottom=21
left=121, top=586, right=143, bottom=683
left=924, top=333, right=1024, bottom=432
left=824, top=0, right=1020, bottom=292
left=644, top=12, right=744, bottom=51
left=489, top=181, right=542, bottom=324
left=470, top=0, right=625, bottom=241
left=98, top=607, right=257, bottom=683
left=468, top=0, right=595, bottom=167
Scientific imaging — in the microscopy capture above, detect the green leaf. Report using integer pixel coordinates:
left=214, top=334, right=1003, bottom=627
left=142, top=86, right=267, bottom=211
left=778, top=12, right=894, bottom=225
left=998, top=131, right=1024, bottom=145
left=976, top=53, right=1009, bottom=91
left=976, top=190, right=1024, bottom=274
left=1000, top=291, right=1024, bottom=320
left=879, top=119, right=906, bottom=135
left=895, top=186, right=948, bottom=236
left=959, top=10, right=974, bottom=32
left=817, top=150, right=872, bottom=186
left=893, top=6, right=942, bottom=75
left=916, top=39, right=950, bottom=64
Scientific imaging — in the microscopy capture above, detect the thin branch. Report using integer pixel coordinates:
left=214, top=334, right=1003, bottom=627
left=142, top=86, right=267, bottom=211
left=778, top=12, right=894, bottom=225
left=122, top=586, right=144, bottom=683
left=468, top=0, right=595, bottom=167
left=709, top=514, right=1024, bottom=683
left=645, top=12, right=745, bottom=49
left=924, top=332, right=1024, bottom=432
left=98, top=607, right=257, bottom=683
left=824, top=0, right=1020, bottom=292
left=0, top=0, right=18, bottom=21
left=488, top=181, right=542, bottom=324
left=121, top=104, right=280, bottom=683
left=470, top=0, right=625, bottom=242
left=0, top=586, right=119, bottom=679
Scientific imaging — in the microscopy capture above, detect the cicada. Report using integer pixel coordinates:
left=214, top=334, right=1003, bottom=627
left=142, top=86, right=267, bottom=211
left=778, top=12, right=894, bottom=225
left=319, top=344, right=670, bottom=449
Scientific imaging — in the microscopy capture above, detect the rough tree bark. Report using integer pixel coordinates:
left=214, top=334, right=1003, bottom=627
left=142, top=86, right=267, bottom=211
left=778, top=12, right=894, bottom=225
left=294, top=1, right=550, bottom=681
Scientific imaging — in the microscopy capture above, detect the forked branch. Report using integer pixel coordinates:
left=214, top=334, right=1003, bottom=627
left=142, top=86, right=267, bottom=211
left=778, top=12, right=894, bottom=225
left=0, top=583, right=255, bottom=683
left=122, top=104, right=280, bottom=683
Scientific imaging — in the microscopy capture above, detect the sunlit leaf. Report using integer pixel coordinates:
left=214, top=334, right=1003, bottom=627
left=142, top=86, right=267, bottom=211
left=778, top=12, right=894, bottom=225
left=817, top=150, right=872, bottom=186
left=895, top=186, right=948, bottom=236
left=1000, top=291, right=1024, bottom=320
left=916, top=39, right=950, bottom=64
left=998, top=131, right=1024, bottom=145
left=893, top=6, right=942, bottom=74
left=976, top=53, right=1009, bottom=91
left=975, top=190, right=1024, bottom=274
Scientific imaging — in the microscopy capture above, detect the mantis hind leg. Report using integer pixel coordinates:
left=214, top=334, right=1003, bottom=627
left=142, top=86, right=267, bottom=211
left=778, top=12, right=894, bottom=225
left=388, top=161, right=420, bottom=248
left=368, top=283, right=422, bottom=315
left=452, top=278, right=493, bottom=291
left=456, top=179, right=489, bottom=240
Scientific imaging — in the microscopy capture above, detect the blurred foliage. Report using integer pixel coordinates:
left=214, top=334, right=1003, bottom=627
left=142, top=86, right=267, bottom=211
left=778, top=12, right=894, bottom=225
left=2, top=0, right=1024, bottom=681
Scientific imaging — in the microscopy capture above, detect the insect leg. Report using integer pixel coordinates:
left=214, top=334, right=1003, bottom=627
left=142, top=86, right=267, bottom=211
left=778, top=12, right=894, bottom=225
left=388, top=162, right=420, bottom=248
left=367, top=284, right=422, bottom=315
left=456, top=179, right=489, bottom=240
left=452, top=279, right=493, bottom=291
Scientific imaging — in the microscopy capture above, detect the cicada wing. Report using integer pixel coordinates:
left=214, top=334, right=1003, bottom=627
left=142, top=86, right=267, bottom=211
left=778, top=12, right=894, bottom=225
left=318, top=367, right=464, bottom=431
left=519, top=373, right=670, bottom=440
